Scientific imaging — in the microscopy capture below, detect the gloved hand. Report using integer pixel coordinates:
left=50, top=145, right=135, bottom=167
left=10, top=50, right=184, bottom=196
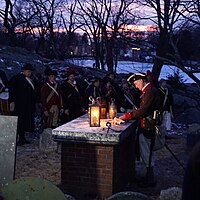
left=113, top=117, right=125, bottom=125
left=119, top=112, right=133, bottom=121
left=10, top=102, right=15, bottom=112
left=44, top=111, right=49, bottom=117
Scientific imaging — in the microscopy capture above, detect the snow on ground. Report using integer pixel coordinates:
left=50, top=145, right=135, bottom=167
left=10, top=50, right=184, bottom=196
left=67, top=58, right=200, bottom=83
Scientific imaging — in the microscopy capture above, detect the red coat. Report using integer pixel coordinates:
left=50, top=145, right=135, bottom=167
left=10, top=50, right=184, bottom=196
left=40, top=81, right=63, bottom=112
left=120, top=83, right=162, bottom=129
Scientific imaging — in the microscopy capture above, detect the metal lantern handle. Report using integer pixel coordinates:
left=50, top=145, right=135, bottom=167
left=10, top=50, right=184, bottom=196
left=96, top=97, right=101, bottom=103
left=89, top=96, right=95, bottom=104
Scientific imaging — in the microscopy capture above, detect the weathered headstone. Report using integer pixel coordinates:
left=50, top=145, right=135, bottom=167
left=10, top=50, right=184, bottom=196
left=0, top=115, right=18, bottom=187
left=160, top=187, right=182, bottom=200
left=39, top=128, right=57, bottom=152
left=187, top=123, right=200, bottom=147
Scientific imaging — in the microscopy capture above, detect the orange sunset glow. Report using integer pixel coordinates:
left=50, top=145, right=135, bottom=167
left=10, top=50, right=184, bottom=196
left=123, top=25, right=158, bottom=32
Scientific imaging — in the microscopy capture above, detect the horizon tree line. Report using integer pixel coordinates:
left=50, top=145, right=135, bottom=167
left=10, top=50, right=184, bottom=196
left=0, top=0, right=200, bottom=85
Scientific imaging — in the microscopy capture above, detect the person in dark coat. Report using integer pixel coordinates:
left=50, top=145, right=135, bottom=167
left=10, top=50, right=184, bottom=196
left=119, top=72, right=162, bottom=187
left=85, top=76, right=102, bottom=107
left=0, top=69, right=9, bottom=92
left=0, top=70, right=9, bottom=115
left=158, top=79, right=174, bottom=131
left=60, top=68, right=84, bottom=124
left=102, top=72, right=124, bottom=112
left=76, top=71, right=94, bottom=110
left=9, top=63, right=37, bottom=146
left=120, top=78, right=141, bottom=111
left=182, top=141, right=200, bottom=200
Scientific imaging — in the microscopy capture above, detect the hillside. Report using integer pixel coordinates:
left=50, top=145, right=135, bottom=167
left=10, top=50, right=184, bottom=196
left=0, top=45, right=106, bottom=80
left=0, top=45, right=46, bottom=78
left=1, top=45, right=200, bottom=125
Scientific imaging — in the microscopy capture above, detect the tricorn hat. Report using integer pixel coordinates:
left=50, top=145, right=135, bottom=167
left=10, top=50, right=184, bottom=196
left=21, top=63, right=34, bottom=71
left=66, top=67, right=76, bottom=77
left=44, top=67, right=52, bottom=76
left=90, top=76, right=100, bottom=83
left=106, top=71, right=116, bottom=79
left=127, top=72, right=146, bottom=84
left=46, top=69, right=57, bottom=76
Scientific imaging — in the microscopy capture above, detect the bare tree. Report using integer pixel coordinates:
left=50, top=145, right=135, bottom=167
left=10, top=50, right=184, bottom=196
left=59, top=0, right=83, bottom=57
left=0, top=0, right=37, bottom=46
left=76, top=0, right=135, bottom=72
left=75, top=0, right=109, bottom=70
left=133, top=0, right=183, bottom=79
left=132, top=0, right=200, bottom=85
left=30, top=0, right=64, bottom=59
left=106, top=0, right=135, bottom=72
left=178, top=0, right=200, bottom=25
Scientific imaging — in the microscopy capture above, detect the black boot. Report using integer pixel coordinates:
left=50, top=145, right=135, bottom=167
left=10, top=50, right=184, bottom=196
left=17, top=132, right=30, bottom=146
left=138, top=167, right=157, bottom=187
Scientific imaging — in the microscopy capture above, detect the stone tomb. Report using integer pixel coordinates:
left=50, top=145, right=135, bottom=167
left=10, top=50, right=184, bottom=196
left=52, top=114, right=136, bottom=199
left=0, top=115, right=18, bottom=186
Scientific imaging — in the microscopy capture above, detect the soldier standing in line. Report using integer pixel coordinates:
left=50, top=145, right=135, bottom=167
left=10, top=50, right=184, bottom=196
left=0, top=69, right=9, bottom=92
left=0, top=69, right=9, bottom=115
left=40, top=69, right=63, bottom=129
left=85, top=77, right=102, bottom=105
left=60, top=68, right=84, bottom=124
left=9, top=63, right=37, bottom=146
left=158, top=79, right=174, bottom=132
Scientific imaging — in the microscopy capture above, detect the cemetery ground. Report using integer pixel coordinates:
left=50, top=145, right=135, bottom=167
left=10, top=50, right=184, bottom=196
left=15, top=125, right=190, bottom=200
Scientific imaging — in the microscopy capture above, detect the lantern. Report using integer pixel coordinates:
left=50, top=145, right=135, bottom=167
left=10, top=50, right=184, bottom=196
left=109, top=98, right=117, bottom=119
left=100, top=104, right=107, bottom=119
left=89, top=104, right=101, bottom=127
left=96, top=97, right=107, bottom=119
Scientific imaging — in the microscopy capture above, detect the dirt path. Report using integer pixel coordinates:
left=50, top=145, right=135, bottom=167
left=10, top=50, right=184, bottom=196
left=15, top=131, right=191, bottom=200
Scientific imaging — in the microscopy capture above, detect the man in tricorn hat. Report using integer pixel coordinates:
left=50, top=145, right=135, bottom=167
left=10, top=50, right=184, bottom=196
left=60, top=68, right=84, bottom=124
left=85, top=76, right=102, bottom=106
left=41, top=69, right=63, bottom=128
left=119, top=72, right=162, bottom=187
left=9, top=63, right=37, bottom=146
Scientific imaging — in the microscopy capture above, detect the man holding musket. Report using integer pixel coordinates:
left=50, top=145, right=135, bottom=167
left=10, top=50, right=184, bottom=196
left=119, top=72, right=162, bottom=187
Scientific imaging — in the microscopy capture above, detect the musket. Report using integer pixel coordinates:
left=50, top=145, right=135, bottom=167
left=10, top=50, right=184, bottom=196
left=124, top=93, right=138, bottom=110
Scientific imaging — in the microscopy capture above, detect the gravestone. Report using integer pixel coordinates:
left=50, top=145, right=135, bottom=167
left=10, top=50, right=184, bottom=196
left=39, top=128, right=57, bottom=152
left=187, top=123, right=200, bottom=147
left=0, top=115, right=18, bottom=187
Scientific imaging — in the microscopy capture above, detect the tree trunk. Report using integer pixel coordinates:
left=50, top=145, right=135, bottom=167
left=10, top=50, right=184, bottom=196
left=106, top=38, right=114, bottom=72
left=152, top=33, right=169, bottom=79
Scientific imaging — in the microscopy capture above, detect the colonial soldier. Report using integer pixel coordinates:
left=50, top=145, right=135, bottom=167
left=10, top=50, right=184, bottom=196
left=85, top=77, right=102, bottom=107
left=9, top=63, right=37, bottom=146
left=40, top=69, right=63, bottom=128
left=60, top=68, right=84, bottom=124
left=158, top=79, right=174, bottom=132
left=102, top=72, right=124, bottom=112
left=119, top=72, right=162, bottom=187
left=0, top=69, right=9, bottom=92
left=0, top=70, right=9, bottom=115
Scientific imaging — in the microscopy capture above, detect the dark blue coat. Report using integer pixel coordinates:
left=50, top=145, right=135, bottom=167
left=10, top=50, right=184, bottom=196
left=9, top=73, right=37, bottom=132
